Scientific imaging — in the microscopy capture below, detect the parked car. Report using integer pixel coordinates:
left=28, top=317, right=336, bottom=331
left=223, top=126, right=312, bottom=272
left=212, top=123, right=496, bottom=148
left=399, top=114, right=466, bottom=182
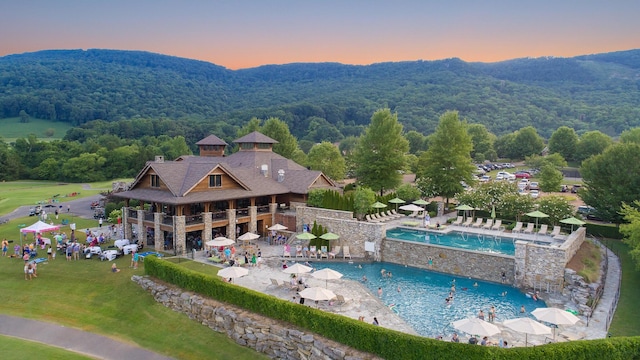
left=571, top=184, right=582, bottom=194
left=518, top=179, right=530, bottom=190
left=28, top=205, right=42, bottom=216
left=529, top=190, right=540, bottom=198
left=515, top=172, right=531, bottom=179
left=561, top=184, right=569, bottom=192
left=529, top=182, right=539, bottom=190
left=479, top=175, right=491, bottom=182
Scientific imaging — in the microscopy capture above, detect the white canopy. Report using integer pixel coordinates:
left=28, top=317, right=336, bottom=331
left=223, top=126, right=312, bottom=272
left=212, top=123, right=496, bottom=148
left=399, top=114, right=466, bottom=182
left=20, top=220, right=60, bottom=234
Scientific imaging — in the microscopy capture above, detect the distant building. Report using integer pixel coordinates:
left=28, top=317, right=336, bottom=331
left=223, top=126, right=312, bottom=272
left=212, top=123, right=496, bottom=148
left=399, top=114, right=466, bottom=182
left=113, top=132, right=337, bottom=253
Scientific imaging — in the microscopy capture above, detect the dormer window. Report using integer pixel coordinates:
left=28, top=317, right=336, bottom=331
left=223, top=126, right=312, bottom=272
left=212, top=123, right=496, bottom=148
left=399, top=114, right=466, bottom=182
left=209, top=174, right=222, bottom=188
left=150, top=175, right=160, bottom=188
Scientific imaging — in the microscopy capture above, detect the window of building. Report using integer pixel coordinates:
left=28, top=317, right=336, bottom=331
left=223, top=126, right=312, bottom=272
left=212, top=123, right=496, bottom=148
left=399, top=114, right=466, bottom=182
left=240, top=143, right=253, bottom=150
left=209, top=174, right=222, bottom=188
left=150, top=174, right=160, bottom=188
left=257, top=143, right=271, bottom=149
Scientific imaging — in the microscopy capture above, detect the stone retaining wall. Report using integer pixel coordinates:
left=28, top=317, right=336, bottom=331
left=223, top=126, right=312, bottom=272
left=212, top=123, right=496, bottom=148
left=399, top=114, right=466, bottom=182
left=381, top=239, right=515, bottom=284
left=132, top=275, right=381, bottom=360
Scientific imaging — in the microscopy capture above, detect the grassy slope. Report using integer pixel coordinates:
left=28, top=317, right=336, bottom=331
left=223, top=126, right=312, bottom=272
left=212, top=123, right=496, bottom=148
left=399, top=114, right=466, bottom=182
left=0, top=117, right=72, bottom=142
left=605, top=239, right=640, bottom=336
left=0, top=336, right=94, bottom=360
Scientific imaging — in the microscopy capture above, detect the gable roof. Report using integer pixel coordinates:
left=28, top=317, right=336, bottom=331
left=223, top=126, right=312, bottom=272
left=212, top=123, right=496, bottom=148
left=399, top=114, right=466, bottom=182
left=233, top=131, right=278, bottom=144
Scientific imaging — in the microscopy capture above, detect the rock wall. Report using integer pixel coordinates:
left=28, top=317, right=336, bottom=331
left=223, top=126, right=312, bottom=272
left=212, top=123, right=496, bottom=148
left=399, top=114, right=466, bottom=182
left=132, top=275, right=381, bottom=360
left=381, top=239, right=515, bottom=284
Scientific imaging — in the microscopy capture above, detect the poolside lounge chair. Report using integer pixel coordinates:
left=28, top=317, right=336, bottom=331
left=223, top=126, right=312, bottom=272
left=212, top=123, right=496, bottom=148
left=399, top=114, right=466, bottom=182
left=512, top=222, right=523, bottom=233
left=385, top=210, right=399, bottom=219
left=365, top=214, right=377, bottom=223
left=471, top=218, right=484, bottom=228
left=283, top=245, right=291, bottom=258
left=328, top=246, right=341, bottom=259
left=295, top=245, right=303, bottom=258
left=270, top=278, right=284, bottom=288
left=343, top=246, right=351, bottom=259
left=308, top=245, right=317, bottom=259
left=319, top=246, right=328, bottom=259
left=335, top=294, right=348, bottom=304
left=491, top=219, right=502, bottom=231
left=408, top=210, right=419, bottom=218
left=538, top=224, right=548, bottom=235
left=452, top=216, right=463, bottom=225
left=482, top=219, right=494, bottom=229
left=390, top=209, right=401, bottom=218
left=550, top=226, right=561, bottom=237
left=462, top=217, right=474, bottom=227
left=523, top=222, right=535, bottom=234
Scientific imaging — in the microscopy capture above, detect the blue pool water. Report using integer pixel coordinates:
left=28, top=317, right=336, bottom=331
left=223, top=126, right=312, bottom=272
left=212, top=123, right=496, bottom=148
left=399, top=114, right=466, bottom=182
left=315, top=261, right=545, bottom=338
left=386, top=227, right=516, bottom=256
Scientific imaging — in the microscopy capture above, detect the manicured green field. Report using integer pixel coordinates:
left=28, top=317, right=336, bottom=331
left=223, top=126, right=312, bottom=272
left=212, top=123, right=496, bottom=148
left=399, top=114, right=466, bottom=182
left=0, top=335, right=94, bottom=360
left=605, top=239, right=640, bottom=337
left=0, top=117, right=72, bottom=142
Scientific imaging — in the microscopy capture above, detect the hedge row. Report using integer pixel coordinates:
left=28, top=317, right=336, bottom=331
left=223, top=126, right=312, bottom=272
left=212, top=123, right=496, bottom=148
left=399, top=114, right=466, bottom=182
left=144, top=257, right=640, bottom=360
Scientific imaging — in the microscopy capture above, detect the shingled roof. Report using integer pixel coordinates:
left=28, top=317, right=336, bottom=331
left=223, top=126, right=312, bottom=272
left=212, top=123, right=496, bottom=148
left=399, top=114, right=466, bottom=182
left=233, top=131, right=279, bottom=144
left=196, top=134, right=228, bottom=146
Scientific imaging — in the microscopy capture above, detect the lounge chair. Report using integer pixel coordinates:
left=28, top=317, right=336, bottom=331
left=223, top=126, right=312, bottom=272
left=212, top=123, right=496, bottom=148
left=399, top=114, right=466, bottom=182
left=408, top=210, right=420, bottom=218
left=462, top=217, right=474, bottom=227
left=365, top=214, right=376, bottom=222
left=471, top=218, right=484, bottom=228
left=295, top=245, right=303, bottom=258
left=452, top=216, right=463, bottom=225
left=482, top=219, right=494, bottom=229
left=550, top=226, right=561, bottom=237
left=270, top=278, right=284, bottom=288
left=308, top=245, right=317, bottom=259
left=384, top=210, right=398, bottom=219
left=388, top=210, right=401, bottom=219
left=319, top=246, right=328, bottom=259
left=283, top=245, right=291, bottom=258
left=343, top=246, right=351, bottom=259
left=538, top=224, right=548, bottom=235
left=512, top=222, right=523, bottom=233
left=335, top=294, right=347, bottom=304
left=328, top=246, right=341, bottom=259
left=523, top=223, right=535, bottom=234
left=491, top=219, right=502, bottom=231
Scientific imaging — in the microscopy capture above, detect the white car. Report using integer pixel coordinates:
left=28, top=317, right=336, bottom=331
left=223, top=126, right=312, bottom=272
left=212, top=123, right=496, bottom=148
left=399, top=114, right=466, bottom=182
left=530, top=190, right=540, bottom=198
left=529, top=181, right=540, bottom=190
left=496, top=171, right=516, bottom=180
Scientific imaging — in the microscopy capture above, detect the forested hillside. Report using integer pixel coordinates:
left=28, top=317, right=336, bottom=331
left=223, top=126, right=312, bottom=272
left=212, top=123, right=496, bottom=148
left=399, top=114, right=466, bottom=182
left=1, top=48, right=639, bottom=140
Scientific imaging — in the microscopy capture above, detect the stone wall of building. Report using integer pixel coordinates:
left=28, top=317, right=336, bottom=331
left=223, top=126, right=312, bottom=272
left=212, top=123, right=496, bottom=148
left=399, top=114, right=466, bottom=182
left=132, top=275, right=381, bottom=360
left=381, top=239, right=515, bottom=283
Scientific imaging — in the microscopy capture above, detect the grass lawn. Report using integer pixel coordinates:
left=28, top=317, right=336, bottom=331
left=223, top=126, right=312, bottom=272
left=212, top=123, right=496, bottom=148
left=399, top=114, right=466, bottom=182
left=605, top=239, right=640, bottom=337
left=0, top=116, right=72, bottom=142
left=0, top=335, right=94, bottom=360
left=0, top=181, right=102, bottom=216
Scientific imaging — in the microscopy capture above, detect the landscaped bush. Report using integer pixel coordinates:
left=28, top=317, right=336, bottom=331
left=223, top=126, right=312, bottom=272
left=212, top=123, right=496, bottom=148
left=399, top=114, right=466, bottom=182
left=585, top=223, right=622, bottom=239
left=144, top=257, right=640, bottom=360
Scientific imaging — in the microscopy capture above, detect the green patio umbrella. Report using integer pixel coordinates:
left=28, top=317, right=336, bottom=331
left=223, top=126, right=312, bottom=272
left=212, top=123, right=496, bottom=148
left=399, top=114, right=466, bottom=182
left=319, top=232, right=340, bottom=240
left=413, top=199, right=429, bottom=206
left=388, top=197, right=406, bottom=211
left=490, top=206, right=496, bottom=219
left=560, top=216, right=586, bottom=232
left=525, top=210, right=549, bottom=229
left=296, top=232, right=317, bottom=240
left=371, top=201, right=388, bottom=214
left=455, top=204, right=474, bottom=220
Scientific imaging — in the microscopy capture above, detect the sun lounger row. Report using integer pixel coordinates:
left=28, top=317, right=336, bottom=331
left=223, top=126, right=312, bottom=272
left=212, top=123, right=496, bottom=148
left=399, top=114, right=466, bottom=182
left=512, top=222, right=561, bottom=236
left=366, top=210, right=402, bottom=222
left=452, top=217, right=503, bottom=231
left=285, top=245, right=352, bottom=259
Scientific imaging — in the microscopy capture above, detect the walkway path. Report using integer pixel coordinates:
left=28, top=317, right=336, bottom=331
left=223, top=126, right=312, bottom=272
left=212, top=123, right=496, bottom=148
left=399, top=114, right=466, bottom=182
left=0, top=315, right=173, bottom=360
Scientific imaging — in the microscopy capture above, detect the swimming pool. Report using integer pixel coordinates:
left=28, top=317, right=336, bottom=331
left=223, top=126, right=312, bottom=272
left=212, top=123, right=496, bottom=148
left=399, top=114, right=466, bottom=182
left=386, top=227, right=516, bottom=256
left=317, top=261, right=545, bottom=338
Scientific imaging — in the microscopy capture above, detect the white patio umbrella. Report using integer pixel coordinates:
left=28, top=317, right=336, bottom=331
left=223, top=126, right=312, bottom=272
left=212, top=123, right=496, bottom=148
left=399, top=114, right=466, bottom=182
left=268, top=224, right=288, bottom=231
left=311, top=268, right=343, bottom=288
left=217, top=266, right=249, bottom=283
left=399, top=204, right=424, bottom=212
left=531, top=307, right=580, bottom=341
left=298, top=287, right=336, bottom=307
left=206, top=237, right=235, bottom=247
left=503, top=317, right=551, bottom=346
left=283, top=263, right=313, bottom=276
left=452, top=318, right=501, bottom=337
left=238, top=232, right=260, bottom=241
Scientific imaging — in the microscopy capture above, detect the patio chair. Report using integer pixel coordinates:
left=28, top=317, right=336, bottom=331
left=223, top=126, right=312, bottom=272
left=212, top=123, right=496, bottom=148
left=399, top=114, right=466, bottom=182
left=538, top=224, right=548, bottom=235
left=319, top=246, right=328, bottom=259
left=462, top=217, right=474, bottom=227
left=523, top=222, right=535, bottom=234
left=365, top=214, right=374, bottom=222
left=388, top=210, right=401, bottom=219
left=295, top=245, right=303, bottom=258
left=270, top=278, right=284, bottom=288
left=491, top=219, right=502, bottom=231
left=343, top=246, right=352, bottom=259
left=482, top=219, right=493, bottom=229
left=335, top=294, right=348, bottom=304
left=283, top=245, right=291, bottom=258
left=452, top=216, right=463, bottom=225
left=512, top=222, right=523, bottom=233
left=308, top=245, right=317, bottom=259
left=328, top=246, right=341, bottom=259
left=471, top=218, right=484, bottom=228
left=550, top=226, right=561, bottom=237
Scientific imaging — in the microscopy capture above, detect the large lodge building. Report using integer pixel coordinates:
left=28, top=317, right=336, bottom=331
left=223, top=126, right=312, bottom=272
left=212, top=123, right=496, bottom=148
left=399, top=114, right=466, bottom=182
left=114, top=132, right=338, bottom=253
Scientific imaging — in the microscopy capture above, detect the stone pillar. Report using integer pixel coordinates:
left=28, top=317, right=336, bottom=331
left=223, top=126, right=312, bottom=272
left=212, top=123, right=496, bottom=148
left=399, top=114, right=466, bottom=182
left=136, top=209, right=145, bottom=243
left=437, top=201, right=445, bottom=217
left=153, top=212, right=163, bottom=250
left=514, top=240, right=528, bottom=288
left=154, top=223, right=163, bottom=252
left=175, top=216, right=186, bottom=255
left=122, top=207, right=132, bottom=240
left=226, top=209, right=237, bottom=240
left=249, top=206, right=257, bottom=233
left=203, top=212, right=212, bottom=242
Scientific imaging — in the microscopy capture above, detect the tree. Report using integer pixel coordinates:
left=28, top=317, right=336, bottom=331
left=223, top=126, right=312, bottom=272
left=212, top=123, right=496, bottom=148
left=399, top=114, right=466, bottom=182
left=261, top=117, right=300, bottom=160
left=353, top=187, right=376, bottom=220
left=416, top=111, right=475, bottom=204
left=619, top=201, right=640, bottom=269
left=575, top=130, right=612, bottom=162
left=548, top=126, right=578, bottom=161
left=512, top=126, right=545, bottom=160
left=581, top=142, right=640, bottom=223
left=395, top=183, right=421, bottom=203
left=500, top=193, right=535, bottom=222
left=405, top=130, right=427, bottom=155
left=525, top=153, right=567, bottom=170
left=538, top=163, right=564, bottom=192
left=306, top=142, right=346, bottom=181
left=494, top=133, right=517, bottom=159
left=536, top=195, right=574, bottom=225
left=620, top=127, right=640, bottom=144
left=467, top=124, right=496, bottom=162
left=236, top=117, right=262, bottom=139
left=353, top=109, right=409, bottom=195
left=19, top=110, right=30, bottom=123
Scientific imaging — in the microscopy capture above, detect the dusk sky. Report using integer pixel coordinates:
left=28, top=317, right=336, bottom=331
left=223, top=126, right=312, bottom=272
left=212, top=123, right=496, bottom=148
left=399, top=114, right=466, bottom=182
left=2, top=1, right=639, bottom=69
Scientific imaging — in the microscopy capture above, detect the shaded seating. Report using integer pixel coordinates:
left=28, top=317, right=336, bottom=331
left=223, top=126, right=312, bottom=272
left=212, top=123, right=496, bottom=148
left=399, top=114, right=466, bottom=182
left=295, top=245, right=303, bottom=258
left=308, top=245, right=317, bottom=259
left=512, top=222, right=523, bottom=233
left=462, top=217, right=474, bottom=227
left=523, top=223, right=535, bottom=234
left=550, top=226, right=561, bottom=237
left=328, top=246, right=341, bottom=259
left=491, top=219, right=502, bottom=231
left=471, top=218, right=484, bottom=228
left=482, top=219, right=494, bottom=229
left=538, top=224, right=548, bottom=235
left=343, top=246, right=352, bottom=259
left=390, top=209, right=401, bottom=218
left=319, top=246, right=328, bottom=259
left=408, top=210, right=421, bottom=218
left=452, top=216, right=463, bottom=225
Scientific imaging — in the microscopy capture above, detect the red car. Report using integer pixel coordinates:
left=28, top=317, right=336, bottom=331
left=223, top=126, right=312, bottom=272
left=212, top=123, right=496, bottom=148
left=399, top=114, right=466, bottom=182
left=514, top=172, right=531, bottom=179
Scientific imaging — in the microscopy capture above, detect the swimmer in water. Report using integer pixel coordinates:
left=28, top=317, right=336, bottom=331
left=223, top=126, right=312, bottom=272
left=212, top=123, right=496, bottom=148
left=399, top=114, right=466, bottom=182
left=501, top=291, right=507, bottom=297
left=397, top=286, right=401, bottom=293
left=473, top=282, right=478, bottom=287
